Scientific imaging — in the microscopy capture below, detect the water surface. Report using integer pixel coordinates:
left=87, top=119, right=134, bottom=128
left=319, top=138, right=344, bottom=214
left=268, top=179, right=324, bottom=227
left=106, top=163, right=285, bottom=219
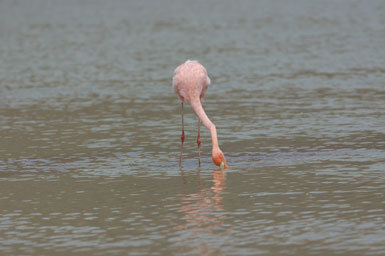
left=1, top=0, right=385, bottom=255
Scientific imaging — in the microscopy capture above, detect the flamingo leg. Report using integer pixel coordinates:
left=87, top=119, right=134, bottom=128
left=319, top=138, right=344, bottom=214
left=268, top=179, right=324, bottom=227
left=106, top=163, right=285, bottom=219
left=197, top=118, right=201, bottom=167
left=179, top=102, right=185, bottom=167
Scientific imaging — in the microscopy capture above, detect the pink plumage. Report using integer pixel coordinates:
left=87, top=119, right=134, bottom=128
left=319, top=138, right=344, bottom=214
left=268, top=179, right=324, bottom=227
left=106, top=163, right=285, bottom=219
left=173, top=60, right=210, bottom=103
left=173, top=60, right=228, bottom=169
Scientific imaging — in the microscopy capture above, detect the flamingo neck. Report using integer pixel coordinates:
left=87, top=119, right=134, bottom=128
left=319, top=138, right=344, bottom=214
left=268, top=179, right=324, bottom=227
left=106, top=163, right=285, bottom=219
left=190, top=98, right=219, bottom=150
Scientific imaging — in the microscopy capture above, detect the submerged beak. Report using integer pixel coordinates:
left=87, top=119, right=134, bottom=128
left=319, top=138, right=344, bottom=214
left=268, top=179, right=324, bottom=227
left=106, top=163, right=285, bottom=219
left=220, top=161, right=229, bottom=170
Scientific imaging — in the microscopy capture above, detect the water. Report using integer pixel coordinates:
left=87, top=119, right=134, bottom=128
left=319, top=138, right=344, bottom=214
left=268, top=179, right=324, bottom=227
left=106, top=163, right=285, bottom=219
left=1, top=0, right=385, bottom=255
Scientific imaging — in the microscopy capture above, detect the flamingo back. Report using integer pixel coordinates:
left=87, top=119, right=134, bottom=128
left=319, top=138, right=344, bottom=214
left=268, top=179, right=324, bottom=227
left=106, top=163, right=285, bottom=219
left=172, top=60, right=211, bottom=103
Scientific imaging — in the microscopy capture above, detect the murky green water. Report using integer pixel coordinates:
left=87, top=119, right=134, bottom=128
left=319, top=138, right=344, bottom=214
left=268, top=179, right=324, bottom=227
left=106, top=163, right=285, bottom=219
left=1, top=0, right=385, bottom=255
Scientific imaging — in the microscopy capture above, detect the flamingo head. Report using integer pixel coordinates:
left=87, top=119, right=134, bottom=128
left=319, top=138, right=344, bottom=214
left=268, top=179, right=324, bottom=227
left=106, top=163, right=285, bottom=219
left=212, top=148, right=229, bottom=170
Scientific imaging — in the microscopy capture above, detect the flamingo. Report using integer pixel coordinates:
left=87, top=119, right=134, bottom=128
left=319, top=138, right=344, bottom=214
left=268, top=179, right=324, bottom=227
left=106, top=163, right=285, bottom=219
left=172, top=60, right=228, bottom=169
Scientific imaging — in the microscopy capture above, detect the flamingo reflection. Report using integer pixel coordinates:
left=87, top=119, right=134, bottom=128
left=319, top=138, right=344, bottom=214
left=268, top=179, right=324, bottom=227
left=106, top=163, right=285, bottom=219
left=170, top=169, right=232, bottom=255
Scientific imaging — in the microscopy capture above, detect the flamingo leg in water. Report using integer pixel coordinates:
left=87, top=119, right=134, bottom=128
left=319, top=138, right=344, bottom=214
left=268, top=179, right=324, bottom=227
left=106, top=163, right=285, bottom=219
left=197, top=118, right=201, bottom=167
left=179, top=102, right=185, bottom=167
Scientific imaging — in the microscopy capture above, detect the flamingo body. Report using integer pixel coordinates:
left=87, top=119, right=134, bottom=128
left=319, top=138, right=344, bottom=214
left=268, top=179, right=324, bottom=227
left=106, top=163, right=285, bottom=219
left=173, top=60, right=210, bottom=103
left=173, top=60, right=228, bottom=169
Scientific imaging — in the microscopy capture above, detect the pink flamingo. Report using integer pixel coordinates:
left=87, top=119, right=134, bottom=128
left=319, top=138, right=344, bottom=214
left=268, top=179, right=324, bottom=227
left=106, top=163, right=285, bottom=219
left=173, top=60, right=228, bottom=169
